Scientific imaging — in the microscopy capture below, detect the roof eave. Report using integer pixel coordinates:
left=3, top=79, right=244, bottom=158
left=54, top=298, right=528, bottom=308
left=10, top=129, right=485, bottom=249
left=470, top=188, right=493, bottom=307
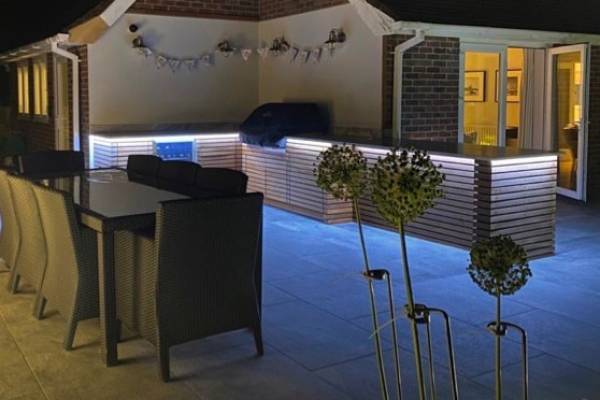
left=0, top=33, right=71, bottom=63
left=68, top=0, right=136, bottom=44
left=390, top=20, right=600, bottom=47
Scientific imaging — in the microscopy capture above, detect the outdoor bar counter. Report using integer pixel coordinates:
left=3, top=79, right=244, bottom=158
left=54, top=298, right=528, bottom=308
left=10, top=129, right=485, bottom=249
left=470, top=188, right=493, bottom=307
left=90, top=131, right=558, bottom=258
left=245, top=135, right=558, bottom=258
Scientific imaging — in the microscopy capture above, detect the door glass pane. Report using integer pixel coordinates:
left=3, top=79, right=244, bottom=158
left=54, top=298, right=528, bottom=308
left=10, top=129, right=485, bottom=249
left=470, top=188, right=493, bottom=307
left=463, top=52, right=500, bottom=146
left=553, top=51, right=582, bottom=192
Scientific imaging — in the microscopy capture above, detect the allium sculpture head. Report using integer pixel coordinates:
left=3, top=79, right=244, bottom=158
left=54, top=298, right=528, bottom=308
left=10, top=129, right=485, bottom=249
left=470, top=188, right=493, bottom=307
left=314, top=144, right=369, bottom=201
left=371, top=148, right=444, bottom=227
left=468, top=235, right=531, bottom=297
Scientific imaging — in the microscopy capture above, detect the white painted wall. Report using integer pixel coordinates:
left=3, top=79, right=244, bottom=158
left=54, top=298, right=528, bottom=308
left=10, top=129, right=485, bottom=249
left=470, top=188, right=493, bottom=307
left=88, top=13, right=259, bottom=127
left=258, top=4, right=383, bottom=129
left=88, top=5, right=383, bottom=130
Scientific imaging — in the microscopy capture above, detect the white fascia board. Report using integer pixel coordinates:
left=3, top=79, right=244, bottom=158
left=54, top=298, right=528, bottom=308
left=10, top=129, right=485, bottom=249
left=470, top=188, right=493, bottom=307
left=0, top=34, right=70, bottom=63
left=390, top=20, right=600, bottom=47
left=348, top=0, right=396, bottom=36
left=99, top=0, right=136, bottom=26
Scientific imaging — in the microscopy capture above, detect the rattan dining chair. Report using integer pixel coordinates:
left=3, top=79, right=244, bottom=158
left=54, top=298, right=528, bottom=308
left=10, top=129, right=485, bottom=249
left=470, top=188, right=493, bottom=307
left=156, top=160, right=199, bottom=193
left=19, top=151, right=85, bottom=176
left=127, top=154, right=162, bottom=185
left=115, top=193, right=264, bottom=382
left=31, top=184, right=99, bottom=350
left=6, top=175, right=47, bottom=295
left=194, top=168, right=248, bottom=196
left=0, top=170, right=20, bottom=272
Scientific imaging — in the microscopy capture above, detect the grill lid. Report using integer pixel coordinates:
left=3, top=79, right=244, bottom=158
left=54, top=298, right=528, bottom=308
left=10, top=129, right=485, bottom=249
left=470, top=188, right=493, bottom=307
left=240, top=103, right=329, bottom=147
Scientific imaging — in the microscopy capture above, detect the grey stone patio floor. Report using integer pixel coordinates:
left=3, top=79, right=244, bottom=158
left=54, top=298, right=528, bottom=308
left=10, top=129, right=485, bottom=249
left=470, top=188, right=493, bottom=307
left=0, top=198, right=598, bottom=399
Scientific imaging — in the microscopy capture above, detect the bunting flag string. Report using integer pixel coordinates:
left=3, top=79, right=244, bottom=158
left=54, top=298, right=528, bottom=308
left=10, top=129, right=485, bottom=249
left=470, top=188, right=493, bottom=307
left=133, top=33, right=345, bottom=72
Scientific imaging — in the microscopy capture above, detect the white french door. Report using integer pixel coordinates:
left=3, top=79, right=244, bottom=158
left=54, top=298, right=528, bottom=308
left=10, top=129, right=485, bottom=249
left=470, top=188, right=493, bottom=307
left=546, top=44, right=589, bottom=200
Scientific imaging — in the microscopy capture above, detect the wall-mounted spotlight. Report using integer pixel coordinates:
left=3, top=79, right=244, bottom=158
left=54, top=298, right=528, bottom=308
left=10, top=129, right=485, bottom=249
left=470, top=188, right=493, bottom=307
left=269, top=37, right=290, bottom=56
left=217, top=40, right=235, bottom=57
left=132, top=35, right=145, bottom=49
left=325, top=28, right=346, bottom=55
left=129, top=24, right=139, bottom=33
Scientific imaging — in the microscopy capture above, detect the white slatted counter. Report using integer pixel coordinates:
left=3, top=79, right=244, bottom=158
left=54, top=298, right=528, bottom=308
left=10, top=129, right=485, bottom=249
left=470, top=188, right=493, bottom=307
left=88, top=132, right=558, bottom=258
left=89, top=133, right=241, bottom=170
left=251, top=137, right=557, bottom=258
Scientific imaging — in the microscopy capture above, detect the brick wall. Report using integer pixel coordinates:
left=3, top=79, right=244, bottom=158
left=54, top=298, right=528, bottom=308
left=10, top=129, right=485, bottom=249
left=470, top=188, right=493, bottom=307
left=128, top=0, right=259, bottom=20
left=587, top=45, right=600, bottom=202
left=382, top=35, right=460, bottom=142
left=10, top=54, right=56, bottom=152
left=259, top=0, right=347, bottom=20
left=126, top=0, right=348, bottom=21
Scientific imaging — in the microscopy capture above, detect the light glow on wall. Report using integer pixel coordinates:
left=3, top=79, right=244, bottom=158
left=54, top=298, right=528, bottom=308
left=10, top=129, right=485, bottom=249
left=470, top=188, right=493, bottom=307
left=489, top=155, right=558, bottom=167
left=286, top=138, right=333, bottom=149
left=89, top=132, right=240, bottom=168
left=90, top=133, right=239, bottom=143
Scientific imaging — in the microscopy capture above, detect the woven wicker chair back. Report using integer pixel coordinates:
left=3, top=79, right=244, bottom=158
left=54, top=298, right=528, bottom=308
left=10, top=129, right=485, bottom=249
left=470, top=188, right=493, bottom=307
left=31, top=185, right=84, bottom=318
left=194, top=168, right=248, bottom=195
left=0, top=170, right=20, bottom=270
left=155, top=193, right=263, bottom=346
left=7, top=175, right=47, bottom=288
left=19, top=151, right=84, bottom=176
left=127, top=154, right=162, bottom=178
left=157, top=160, right=199, bottom=185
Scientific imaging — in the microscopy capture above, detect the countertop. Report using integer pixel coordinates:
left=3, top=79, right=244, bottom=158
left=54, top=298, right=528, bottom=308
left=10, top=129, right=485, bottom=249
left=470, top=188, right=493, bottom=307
left=287, top=134, right=558, bottom=161
left=90, top=128, right=557, bottom=161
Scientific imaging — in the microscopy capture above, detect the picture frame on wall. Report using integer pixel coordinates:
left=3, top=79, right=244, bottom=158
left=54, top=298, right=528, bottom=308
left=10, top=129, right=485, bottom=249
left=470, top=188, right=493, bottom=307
left=464, top=71, right=486, bottom=102
left=495, top=69, right=522, bottom=102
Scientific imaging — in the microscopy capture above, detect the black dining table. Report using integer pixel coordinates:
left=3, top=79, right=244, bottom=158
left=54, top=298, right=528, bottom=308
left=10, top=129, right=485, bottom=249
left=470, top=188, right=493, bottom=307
left=35, top=169, right=190, bottom=366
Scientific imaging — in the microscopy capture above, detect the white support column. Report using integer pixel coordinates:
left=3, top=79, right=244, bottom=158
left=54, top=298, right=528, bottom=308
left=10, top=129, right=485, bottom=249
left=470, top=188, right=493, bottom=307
left=393, top=30, right=425, bottom=140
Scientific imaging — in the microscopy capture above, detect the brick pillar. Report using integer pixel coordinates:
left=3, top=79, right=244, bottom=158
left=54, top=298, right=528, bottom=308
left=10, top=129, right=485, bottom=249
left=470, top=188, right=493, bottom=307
left=587, top=45, right=600, bottom=203
left=382, top=35, right=460, bottom=142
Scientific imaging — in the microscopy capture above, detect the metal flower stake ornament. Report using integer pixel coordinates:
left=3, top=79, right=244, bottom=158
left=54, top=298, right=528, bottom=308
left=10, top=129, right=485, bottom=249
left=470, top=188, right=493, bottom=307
left=469, top=236, right=532, bottom=400
left=371, top=148, right=459, bottom=400
left=314, top=145, right=403, bottom=400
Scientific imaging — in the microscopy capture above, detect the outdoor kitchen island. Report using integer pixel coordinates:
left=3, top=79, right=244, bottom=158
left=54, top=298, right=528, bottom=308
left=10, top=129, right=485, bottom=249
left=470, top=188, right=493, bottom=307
left=245, top=135, right=559, bottom=259
left=89, top=131, right=558, bottom=258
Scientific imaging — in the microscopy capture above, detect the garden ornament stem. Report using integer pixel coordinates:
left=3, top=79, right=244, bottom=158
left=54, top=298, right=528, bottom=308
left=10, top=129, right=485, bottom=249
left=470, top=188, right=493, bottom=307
left=354, top=198, right=390, bottom=400
left=469, top=235, right=531, bottom=400
left=504, top=322, right=529, bottom=400
left=427, top=307, right=459, bottom=399
left=399, top=222, right=427, bottom=400
left=496, top=294, right=502, bottom=400
left=314, top=145, right=404, bottom=400
left=371, top=148, right=458, bottom=400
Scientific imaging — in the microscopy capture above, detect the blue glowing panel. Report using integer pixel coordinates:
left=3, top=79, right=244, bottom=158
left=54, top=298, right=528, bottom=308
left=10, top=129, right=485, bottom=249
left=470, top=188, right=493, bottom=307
left=155, top=142, right=194, bottom=161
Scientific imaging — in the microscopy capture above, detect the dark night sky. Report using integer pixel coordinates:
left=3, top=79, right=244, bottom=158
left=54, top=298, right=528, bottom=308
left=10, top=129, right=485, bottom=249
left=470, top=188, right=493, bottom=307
left=0, top=1, right=102, bottom=52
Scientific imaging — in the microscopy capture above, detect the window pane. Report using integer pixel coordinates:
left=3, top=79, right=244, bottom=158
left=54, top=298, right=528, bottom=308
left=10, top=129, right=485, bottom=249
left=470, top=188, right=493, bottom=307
left=17, top=67, right=23, bottom=113
left=33, top=63, right=40, bottom=115
left=554, top=51, right=582, bottom=192
left=41, top=62, right=47, bottom=115
left=19, top=65, right=30, bottom=114
left=25, top=67, right=29, bottom=113
left=32, top=59, right=48, bottom=116
left=463, top=52, right=500, bottom=146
